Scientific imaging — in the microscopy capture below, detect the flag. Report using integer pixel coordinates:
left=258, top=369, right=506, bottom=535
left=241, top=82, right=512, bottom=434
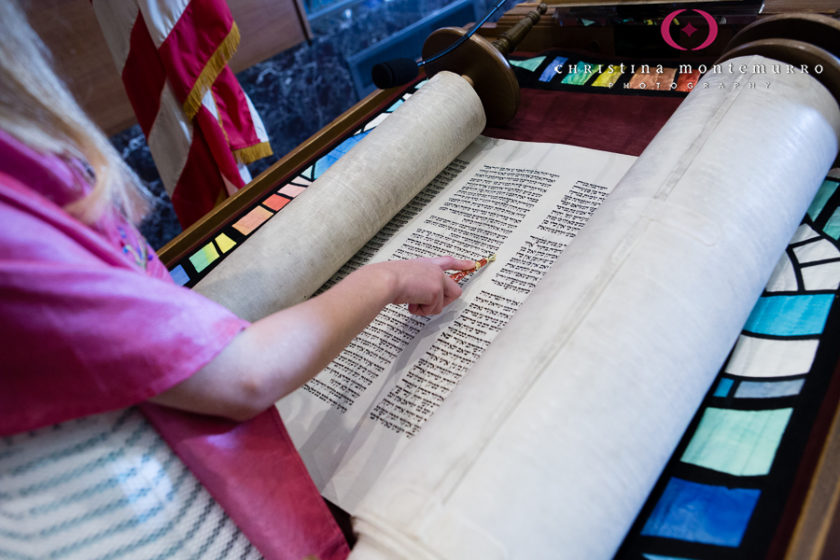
left=93, top=0, right=272, bottom=228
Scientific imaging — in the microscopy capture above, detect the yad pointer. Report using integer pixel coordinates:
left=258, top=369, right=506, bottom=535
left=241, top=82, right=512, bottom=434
left=448, top=255, right=496, bottom=283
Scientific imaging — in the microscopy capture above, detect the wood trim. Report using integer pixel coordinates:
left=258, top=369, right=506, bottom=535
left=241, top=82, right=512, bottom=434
left=158, top=85, right=406, bottom=266
left=762, top=0, right=840, bottom=14
left=292, top=0, right=314, bottom=42
left=228, top=0, right=311, bottom=73
left=25, top=0, right=136, bottom=136
left=784, top=390, right=840, bottom=559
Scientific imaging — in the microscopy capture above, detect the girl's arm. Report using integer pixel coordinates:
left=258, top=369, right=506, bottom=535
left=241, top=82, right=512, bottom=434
left=149, top=256, right=474, bottom=421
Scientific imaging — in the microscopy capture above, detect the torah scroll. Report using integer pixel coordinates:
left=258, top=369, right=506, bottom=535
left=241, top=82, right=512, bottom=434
left=195, top=55, right=840, bottom=558
left=348, top=55, right=840, bottom=559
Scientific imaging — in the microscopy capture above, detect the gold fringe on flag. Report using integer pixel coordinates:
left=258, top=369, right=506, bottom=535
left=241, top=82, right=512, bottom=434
left=233, top=142, right=273, bottom=164
left=182, top=22, right=240, bottom=121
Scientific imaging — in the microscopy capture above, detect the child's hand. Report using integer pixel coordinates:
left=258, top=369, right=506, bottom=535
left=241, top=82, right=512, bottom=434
left=370, top=257, right=475, bottom=316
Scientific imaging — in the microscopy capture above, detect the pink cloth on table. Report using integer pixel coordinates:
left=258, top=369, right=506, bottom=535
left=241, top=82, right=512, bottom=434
left=0, top=129, right=349, bottom=560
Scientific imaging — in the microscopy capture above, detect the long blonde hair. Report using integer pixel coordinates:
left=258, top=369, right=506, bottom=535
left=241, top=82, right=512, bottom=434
left=0, top=1, right=148, bottom=225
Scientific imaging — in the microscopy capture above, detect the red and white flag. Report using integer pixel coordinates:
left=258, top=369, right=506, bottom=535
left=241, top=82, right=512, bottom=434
left=92, top=0, right=272, bottom=228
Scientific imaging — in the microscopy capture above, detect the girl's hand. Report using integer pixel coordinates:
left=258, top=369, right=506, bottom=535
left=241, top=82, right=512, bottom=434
left=369, top=256, right=475, bottom=316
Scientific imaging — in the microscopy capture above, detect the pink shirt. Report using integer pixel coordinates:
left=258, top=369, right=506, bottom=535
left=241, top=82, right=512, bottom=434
left=0, top=130, right=349, bottom=559
left=0, top=129, right=249, bottom=435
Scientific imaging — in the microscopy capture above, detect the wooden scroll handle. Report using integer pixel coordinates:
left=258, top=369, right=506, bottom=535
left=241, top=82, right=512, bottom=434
left=422, top=4, right=548, bottom=126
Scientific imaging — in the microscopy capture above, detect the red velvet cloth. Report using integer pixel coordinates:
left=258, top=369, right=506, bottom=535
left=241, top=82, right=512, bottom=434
left=484, top=88, right=683, bottom=155
left=143, top=405, right=350, bottom=560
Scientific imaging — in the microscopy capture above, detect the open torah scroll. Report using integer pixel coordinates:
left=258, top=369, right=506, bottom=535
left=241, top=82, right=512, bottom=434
left=196, top=61, right=840, bottom=558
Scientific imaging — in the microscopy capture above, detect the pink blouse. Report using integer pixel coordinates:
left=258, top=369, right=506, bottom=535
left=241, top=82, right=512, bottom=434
left=0, top=129, right=249, bottom=435
left=0, top=129, right=349, bottom=559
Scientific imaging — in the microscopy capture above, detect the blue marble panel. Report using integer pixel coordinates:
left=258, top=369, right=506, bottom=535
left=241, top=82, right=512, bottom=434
left=538, top=56, right=567, bottom=82
left=713, top=377, right=733, bottom=398
left=807, top=179, right=839, bottom=221
left=641, top=478, right=760, bottom=547
left=314, top=131, right=371, bottom=179
left=734, top=379, right=805, bottom=399
left=169, top=264, right=190, bottom=286
left=743, top=294, right=834, bottom=337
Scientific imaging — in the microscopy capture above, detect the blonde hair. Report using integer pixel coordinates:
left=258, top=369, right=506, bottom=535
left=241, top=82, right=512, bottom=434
left=0, top=1, right=148, bottom=225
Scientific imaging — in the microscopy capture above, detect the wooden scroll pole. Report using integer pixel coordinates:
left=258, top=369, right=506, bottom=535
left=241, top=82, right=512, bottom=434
left=421, top=3, right=548, bottom=126
left=720, top=13, right=840, bottom=105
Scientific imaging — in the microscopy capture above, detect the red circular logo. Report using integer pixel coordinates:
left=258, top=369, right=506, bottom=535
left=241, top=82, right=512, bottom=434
left=660, top=9, right=719, bottom=51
